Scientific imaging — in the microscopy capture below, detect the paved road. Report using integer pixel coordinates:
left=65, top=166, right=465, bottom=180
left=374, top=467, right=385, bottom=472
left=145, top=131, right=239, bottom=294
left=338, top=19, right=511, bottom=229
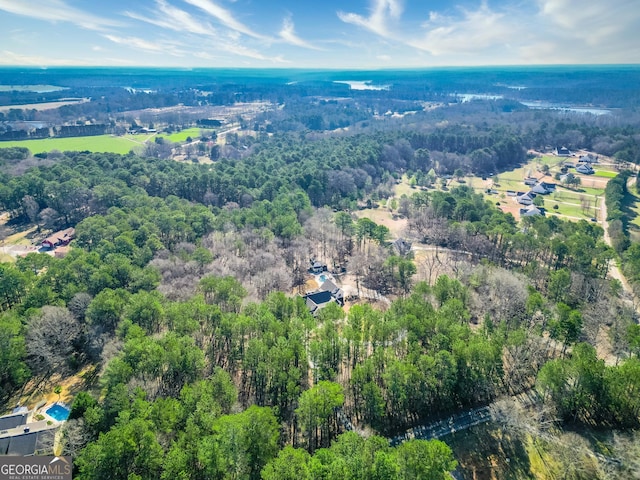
left=388, top=406, right=494, bottom=446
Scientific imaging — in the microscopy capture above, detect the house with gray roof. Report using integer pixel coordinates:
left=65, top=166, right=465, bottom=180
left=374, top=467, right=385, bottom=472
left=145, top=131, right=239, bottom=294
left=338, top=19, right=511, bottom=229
left=392, top=238, right=412, bottom=256
left=520, top=205, right=544, bottom=217
left=576, top=164, right=594, bottom=175
left=303, top=278, right=345, bottom=314
left=517, top=193, right=535, bottom=205
left=579, top=153, right=598, bottom=163
left=0, top=412, right=57, bottom=456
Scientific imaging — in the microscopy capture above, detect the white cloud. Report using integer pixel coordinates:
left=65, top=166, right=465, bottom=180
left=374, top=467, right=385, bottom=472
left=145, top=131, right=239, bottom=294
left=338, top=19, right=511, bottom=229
left=121, top=0, right=289, bottom=63
left=538, top=0, right=640, bottom=45
left=279, top=16, right=322, bottom=50
left=409, top=3, right=516, bottom=56
left=125, top=0, right=216, bottom=36
left=219, top=41, right=289, bottom=63
left=338, top=0, right=403, bottom=38
left=103, top=34, right=185, bottom=56
left=183, top=0, right=265, bottom=39
left=0, top=0, right=120, bottom=31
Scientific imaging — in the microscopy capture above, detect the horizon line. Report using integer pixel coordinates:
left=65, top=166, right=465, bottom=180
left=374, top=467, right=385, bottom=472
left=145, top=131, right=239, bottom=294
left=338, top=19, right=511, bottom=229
left=0, top=63, right=639, bottom=71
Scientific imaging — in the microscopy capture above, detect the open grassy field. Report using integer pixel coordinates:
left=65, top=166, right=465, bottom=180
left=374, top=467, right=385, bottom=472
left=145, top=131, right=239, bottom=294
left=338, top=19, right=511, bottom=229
left=353, top=207, right=408, bottom=238
left=157, top=127, right=210, bottom=143
left=0, top=135, right=147, bottom=154
left=544, top=200, right=599, bottom=219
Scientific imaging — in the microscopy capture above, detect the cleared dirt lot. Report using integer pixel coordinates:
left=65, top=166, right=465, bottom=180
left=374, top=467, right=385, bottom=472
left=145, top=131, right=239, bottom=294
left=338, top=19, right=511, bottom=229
left=0, top=98, right=89, bottom=113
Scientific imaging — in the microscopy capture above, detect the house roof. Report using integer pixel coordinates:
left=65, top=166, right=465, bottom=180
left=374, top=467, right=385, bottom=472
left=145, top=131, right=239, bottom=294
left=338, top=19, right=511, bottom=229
left=304, top=290, right=333, bottom=307
left=518, top=192, right=533, bottom=200
left=0, top=413, right=27, bottom=431
left=521, top=205, right=543, bottom=216
left=392, top=238, right=412, bottom=255
left=0, top=420, right=58, bottom=456
left=576, top=164, right=594, bottom=173
left=0, top=437, right=9, bottom=455
left=6, top=432, right=38, bottom=456
left=42, top=227, right=75, bottom=246
left=580, top=154, right=598, bottom=162
left=320, top=279, right=339, bottom=294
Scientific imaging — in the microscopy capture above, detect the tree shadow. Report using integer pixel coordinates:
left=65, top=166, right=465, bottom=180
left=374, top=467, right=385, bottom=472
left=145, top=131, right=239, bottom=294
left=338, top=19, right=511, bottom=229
left=444, top=423, right=534, bottom=480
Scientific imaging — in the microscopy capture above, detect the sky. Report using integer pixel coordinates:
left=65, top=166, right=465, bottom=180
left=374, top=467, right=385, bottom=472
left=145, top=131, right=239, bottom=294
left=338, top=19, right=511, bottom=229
left=0, top=0, right=639, bottom=68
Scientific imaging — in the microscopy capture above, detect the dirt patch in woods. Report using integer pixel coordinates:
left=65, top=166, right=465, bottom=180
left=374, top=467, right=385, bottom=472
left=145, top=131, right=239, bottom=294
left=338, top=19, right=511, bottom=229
left=497, top=202, right=523, bottom=219
left=11, top=365, right=98, bottom=414
left=353, top=208, right=408, bottom=239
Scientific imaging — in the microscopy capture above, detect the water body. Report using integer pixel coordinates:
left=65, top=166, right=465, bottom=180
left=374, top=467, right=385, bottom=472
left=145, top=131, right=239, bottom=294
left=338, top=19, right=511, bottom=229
left=453, top=93, right=504, bottom=102
left=123, top=87, right=157, bottom=94
left=0, top=84, right=67, bottom=93
left=521, top=101, right=611, bottom=115
left=333, top=81, right=390, bottom=90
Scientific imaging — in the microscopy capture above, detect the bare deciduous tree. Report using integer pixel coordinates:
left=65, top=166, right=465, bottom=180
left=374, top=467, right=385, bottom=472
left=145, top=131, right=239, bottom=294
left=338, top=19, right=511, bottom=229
left=67, top=292, right=93, bottom=322
left=26, top=306, right=82, bottom=376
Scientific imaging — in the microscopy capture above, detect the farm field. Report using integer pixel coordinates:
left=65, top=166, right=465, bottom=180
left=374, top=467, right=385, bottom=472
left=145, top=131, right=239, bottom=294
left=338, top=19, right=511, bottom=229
left=0, top=134, right=148, bottom=154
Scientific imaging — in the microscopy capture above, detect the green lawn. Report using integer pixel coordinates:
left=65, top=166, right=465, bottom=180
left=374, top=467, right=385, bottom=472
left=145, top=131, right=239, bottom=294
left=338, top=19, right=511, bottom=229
left=593, top=170, right=618, bottom=178
left=578, top=186, right=606, bottom=196
left=544, top=199, right=598, bottom=219
left=536, top=155, right=564, bottom=167
left=157, top=128, right=211, bottom=143
left=0, top=135, right=146, bottom=154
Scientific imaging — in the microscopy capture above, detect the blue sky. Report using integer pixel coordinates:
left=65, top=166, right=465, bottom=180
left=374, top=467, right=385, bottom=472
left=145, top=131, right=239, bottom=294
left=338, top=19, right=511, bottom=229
left=0, top=0, right=638, bottom=68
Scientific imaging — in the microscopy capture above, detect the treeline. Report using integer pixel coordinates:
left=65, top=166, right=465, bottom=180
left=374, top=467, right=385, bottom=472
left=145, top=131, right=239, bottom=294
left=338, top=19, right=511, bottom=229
left=605, top=171, right=632, bottom=253
left=0, top=123, right=109, bottom=142
left=407, top=128, right=526, bottom=174
left=603, top=172, right=640, bottom=293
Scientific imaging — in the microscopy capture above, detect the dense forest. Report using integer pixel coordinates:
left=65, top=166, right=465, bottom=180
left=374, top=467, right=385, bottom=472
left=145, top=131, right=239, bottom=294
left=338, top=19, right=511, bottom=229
left=1, top=67, right=640, bottom=479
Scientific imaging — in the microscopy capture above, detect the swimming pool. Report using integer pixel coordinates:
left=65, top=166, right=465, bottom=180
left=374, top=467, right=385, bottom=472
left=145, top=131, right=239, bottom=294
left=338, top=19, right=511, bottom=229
left=319, top=274, right=327, bottom=283
left=46, top=403, right=70, bottom=422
